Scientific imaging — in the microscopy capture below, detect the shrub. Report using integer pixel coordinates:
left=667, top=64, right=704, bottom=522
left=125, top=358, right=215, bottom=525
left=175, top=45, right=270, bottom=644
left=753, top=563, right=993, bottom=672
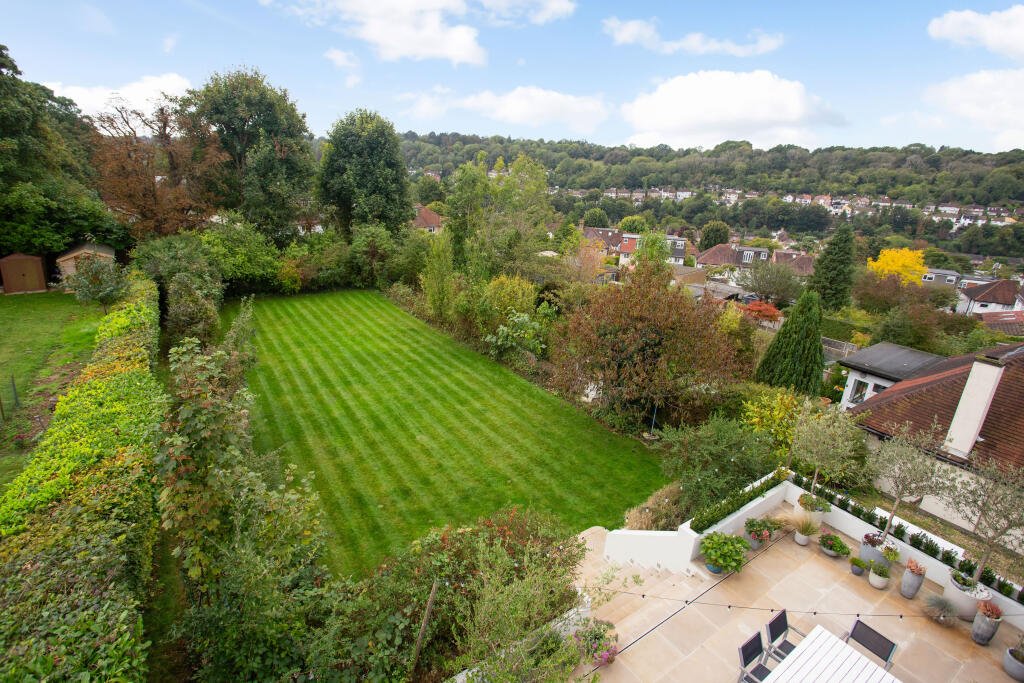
left=892, top=523, right=907, bottom=541
left=0, top=275, right=164, bottom=680
left=940, top=548, right=958, bottom=567
left=850, top=557, right=867, bottom=569
left=996, top=579, right=1014, bottom=597
left=908, top=531, right=925, bottom=549
left=861, top=509, right=878, bottom=525
left=166, top=271, right=220, bottom=345
left=200, top=213, right=281, bottom=293
left=869, top=562, right=890, bottom=579
left=980, top=566, right=997, bottom=587
left=700, top=532, right=750, bottom=573
left=849, top=502, right=865, bottom=518
left=625, top=482, right=685, bottom=531
left=690, top=470, right=788, bottom=533
left=65, top=253, right=128, bottom=313
left=958, top=558, right=978, bottom=576
left=921, top=537, right=941, bottom=558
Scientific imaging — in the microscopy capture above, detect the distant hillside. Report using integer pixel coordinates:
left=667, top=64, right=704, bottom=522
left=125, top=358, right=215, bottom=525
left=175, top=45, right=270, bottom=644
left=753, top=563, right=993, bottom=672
left=399, top=132, right=1024, bottom=206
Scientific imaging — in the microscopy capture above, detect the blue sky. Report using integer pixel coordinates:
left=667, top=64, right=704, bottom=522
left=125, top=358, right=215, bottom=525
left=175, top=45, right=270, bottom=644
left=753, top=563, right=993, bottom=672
left=5, top=1, right=1024, bottom=151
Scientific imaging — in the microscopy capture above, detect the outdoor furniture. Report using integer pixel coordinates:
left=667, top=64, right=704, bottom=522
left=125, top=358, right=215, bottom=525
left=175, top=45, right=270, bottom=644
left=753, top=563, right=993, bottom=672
left=765, top=610, right=806, bottom=661
left=841, top=619, right=897, bottom=671
left=738, top=631, right=774, bottom=682
left=764, top=625, right=901, bottom=682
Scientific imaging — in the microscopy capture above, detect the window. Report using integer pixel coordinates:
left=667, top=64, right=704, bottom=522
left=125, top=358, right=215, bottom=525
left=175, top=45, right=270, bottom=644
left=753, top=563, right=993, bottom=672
left=979, top=303, right=989, bottom=308
left=871, top=383, right=889, bottom=394
left=759, top=252, right=768, bottom=260
left=850, top=379, right=869, bottom=405
left=946, top=276, right=957, bottom=283
left=742, top=251, right=753, bottom=263
left=923, top=273, right=935, bottom=281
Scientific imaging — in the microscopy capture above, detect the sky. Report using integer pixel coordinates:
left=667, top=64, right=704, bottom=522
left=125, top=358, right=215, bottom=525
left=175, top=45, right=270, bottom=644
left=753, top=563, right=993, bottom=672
left=5, top=1, right=1024, bottom=152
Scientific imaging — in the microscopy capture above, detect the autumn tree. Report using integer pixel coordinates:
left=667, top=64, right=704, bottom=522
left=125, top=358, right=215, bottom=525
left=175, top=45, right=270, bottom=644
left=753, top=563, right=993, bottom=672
left=809, top=224, right=854, bottom=310
left=867, top=247, right=927, bottom=286
left=698, top=220, right=730, bottom=250
left=563, top=235, right=605, bottom=282
left=93, top=101, right=225, bottom=239
left=319, top=109, right=412, bottom=236
left=552, top=262, right=737, bottom=428
left=755, top=290, right=824, bottom=394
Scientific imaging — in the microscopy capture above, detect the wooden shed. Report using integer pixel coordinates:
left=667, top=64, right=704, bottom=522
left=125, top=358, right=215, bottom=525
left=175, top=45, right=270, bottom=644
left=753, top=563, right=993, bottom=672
left=0, top=253, right=47, bottom=294
left=56, top=243, right=116, bottom=281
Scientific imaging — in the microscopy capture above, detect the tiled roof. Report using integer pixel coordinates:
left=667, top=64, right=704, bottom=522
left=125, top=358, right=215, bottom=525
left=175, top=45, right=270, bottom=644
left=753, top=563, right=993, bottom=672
left=851, top=342, right=1024, bottom=469
left=696, top=243, right=738, bottom=266
left=979, top=310, right=1024, bottom=337
left=583, top=227, right=622, bottom=250
left=773, top=250, right=815, bottom=276
left=961, top=279, right=1020, bottom=305
left=412, top=204, right=442, bottom=229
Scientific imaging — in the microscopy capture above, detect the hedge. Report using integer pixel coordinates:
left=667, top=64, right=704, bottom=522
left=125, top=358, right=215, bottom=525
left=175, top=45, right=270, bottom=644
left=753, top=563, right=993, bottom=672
left=821, top=317, right=870, bottom=343
left=690, top=469, right=788, bottom=533
left=0, top=275, right=166, bottom=680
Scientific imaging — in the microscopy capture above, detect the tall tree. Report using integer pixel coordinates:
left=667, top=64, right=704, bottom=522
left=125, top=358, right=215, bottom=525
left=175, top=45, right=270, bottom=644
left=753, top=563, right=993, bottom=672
left=444, top=155, right=489, bottom=268
left=319, top=109, right=412, bottom=236
left=867, top=247, right=927, bottom=286
left=176, top=68, right=314, bottom=238
left=755, top=290, right=824, bottom=394
left=420, top=232, right=455, bottom=322
left=809, top=224, right=854, bottom=310
left=582, top=207, right=609, bottom=229
left=790, top=402, right=866, bottom=491
left=699, top=220, right=730, bottom=251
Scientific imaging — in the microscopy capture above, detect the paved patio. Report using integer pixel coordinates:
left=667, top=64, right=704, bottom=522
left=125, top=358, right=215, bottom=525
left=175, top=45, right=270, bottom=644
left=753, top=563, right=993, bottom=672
left=577, top=505, right=1020, bottom=682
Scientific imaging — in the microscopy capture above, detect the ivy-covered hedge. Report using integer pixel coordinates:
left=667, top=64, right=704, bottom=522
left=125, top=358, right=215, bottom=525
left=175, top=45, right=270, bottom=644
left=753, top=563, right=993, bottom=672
left=690, top=469, right=788, bottom=533
left=0, top=275, right=166, bottom=680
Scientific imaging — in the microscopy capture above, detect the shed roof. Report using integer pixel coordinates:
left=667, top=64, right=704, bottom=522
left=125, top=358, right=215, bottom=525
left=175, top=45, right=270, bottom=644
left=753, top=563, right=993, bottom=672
left=56, top=243, right=116, bottom=263
left=839, top=342, right=944, bottom=382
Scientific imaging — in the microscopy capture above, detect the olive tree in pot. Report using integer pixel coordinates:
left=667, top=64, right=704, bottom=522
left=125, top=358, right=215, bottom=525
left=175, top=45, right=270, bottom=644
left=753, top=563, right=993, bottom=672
left=972, top=601, right=1003, bottom=646
left=899, top=559, right=926, bottom=599
left=790, top=402, right=867, bottom=520
left=700, top=532, right=750, bottom=575
left=1005, top=634, right=1024, bottom=681
left=942, top=460, right=1024, bottom=619
left=869, top=423, right=945, bottom=545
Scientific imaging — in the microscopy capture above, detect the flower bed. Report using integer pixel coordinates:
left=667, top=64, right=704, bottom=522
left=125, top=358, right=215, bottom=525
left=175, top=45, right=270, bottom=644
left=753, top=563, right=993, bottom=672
left=0, top=276, right=166, bottom=680
left=690, top=469, right=788, bottom=532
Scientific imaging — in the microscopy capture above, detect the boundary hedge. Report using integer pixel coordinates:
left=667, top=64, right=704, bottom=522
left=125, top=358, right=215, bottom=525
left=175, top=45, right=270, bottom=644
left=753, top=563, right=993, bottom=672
left=0, top=274, right=166, bottom=680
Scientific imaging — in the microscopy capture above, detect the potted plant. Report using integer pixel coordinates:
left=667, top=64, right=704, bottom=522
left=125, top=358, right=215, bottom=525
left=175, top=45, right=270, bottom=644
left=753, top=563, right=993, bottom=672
left=744, top=517, right=782, bottom=551
left=1005, top=634, right=1024, bottom=681
left=574, top=619, right=618, bottom=666
left=793, top=515, right=819, bottom=546
left=925, top=594, right=958, bottom=627
left=973, top=601, right=1003, bottom=646
left=700, top=532, right=750, bottom=574
left=849, top=557, right=867, bottom=576
left=899, top=558, right=926, bottom=599
left=798, top=493, right=831, bottom=523
left=818, top=532, right=850, bottom=558
left=859, top=532, right=887, bottom=567
left=868, top=561, right=890, bottom=590
left=944, top=569, right=992, bottom=621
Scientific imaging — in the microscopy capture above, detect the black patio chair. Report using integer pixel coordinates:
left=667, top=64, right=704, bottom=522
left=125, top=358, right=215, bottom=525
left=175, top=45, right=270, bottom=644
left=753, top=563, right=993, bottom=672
left=841, top=619, right=897, bottom=671
left=737, top=631, right=772, bottom=683
left=764, top=609, right=806, bottom=661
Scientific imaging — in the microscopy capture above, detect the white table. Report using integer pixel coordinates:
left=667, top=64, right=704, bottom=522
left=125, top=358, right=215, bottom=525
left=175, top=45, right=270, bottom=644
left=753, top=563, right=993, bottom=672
left=763, top=625, right=901, bottom=682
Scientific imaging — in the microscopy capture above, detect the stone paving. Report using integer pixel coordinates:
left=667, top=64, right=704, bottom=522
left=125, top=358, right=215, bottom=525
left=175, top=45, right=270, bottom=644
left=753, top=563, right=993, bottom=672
left=576, top=507, right=1020, bottom=682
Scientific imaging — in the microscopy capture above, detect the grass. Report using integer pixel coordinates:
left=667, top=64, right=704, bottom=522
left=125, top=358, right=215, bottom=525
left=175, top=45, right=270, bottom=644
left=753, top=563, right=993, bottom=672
left=0, top=292, right=102, bottom=487
left=243, top=290, right=666, bottom=575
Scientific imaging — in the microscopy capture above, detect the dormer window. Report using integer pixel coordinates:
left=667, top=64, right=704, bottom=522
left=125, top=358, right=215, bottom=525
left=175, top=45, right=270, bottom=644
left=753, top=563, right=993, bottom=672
left=759, top=252, right=767, bottom=260
left=923, top=273, right=935, bottom=281
left=742, top=251, right=753, bottom=263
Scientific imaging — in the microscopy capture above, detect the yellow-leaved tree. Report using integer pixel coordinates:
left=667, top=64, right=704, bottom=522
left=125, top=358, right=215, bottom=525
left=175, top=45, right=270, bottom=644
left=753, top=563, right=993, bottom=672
left=866, top=248, right=927, bottom=286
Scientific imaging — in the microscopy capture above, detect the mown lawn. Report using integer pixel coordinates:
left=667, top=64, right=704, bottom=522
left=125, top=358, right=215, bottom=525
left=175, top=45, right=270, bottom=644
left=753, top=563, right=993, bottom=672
left=0, top=292, right=102, bottom=487
left=245, top=291, right=666, bottom=575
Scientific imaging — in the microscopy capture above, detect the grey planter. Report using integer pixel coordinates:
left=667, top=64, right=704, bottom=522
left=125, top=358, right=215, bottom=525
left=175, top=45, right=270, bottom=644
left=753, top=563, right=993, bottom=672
left=850, top=564, right=865, bottom=576
left=900, top=570, right=925, bottom=599
left=749, top=538, right=763, bottom=551
left=1005, top=649, right=1024, bottom=681
left=972, top=614, right=1002, bottom=646
left=822, top=547, right=839, bottom=558
left=859, top=543, right=889, bottom=568
left=943, top=574, right=991, bottom=621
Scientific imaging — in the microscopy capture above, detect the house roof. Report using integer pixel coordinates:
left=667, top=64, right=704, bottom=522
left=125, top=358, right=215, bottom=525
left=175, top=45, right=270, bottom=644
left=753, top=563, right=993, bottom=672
left=412, top=204, right=442, bottom=229
left=773, top=249, right=815, bottom=277
left=840, top=342, right=944, bottom=382
left=961, top=279, right=1021, bottom=305
left=583, top=227, right=622, bottom=250
left=926, top=268, right=960, bottom=277
left=696, top=243, right=738, bottom=267
left=56, top=243, right=115, bottom=263
left=979, top=310, right=1024, bottom=337
left=851, top=343, right=1024, bottom=468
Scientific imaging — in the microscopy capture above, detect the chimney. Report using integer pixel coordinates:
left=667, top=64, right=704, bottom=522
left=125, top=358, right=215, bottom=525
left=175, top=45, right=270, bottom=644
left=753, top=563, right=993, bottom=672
left=944, top=355, right=1005, bottom=458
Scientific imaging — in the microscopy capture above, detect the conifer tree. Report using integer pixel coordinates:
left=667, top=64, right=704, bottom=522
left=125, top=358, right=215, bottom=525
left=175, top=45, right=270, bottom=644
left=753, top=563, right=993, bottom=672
left=755, top=290, right=824, bottom=394
left=809, top=224, right=854, bottom=310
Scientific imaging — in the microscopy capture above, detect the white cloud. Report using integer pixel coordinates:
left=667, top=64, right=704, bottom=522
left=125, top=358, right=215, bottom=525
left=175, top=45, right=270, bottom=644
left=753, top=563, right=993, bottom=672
left=79, top=2, right=115, bottom=34
left=928, top=5, right=1024, bottom=61
left=925, top=68, right=1024, bottom=150
left=324, top=47, right=361, bottom=88
left=479, top=0, right=575, bottom=24
left=45, top=73, right=191, bottom=117
left=400, top=84, right=606, bottom=133
left=621, top=70, right=842, bottom=149
left=603, top=17, right=783, bottom=57
left=162, top=33, right=178, bottom=54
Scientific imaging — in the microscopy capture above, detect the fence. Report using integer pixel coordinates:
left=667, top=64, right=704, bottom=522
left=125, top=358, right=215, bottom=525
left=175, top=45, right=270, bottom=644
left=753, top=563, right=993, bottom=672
left=822, top=336, right=858, bottom=361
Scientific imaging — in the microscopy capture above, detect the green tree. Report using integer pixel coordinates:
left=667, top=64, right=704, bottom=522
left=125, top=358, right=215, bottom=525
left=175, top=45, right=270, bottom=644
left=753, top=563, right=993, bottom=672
left=755, top=290, right=824, bottom=394
left=176, top=68, right=314, bottom=235
left=420, top=232, right=455, bottom=322
left=790, top=402, right=866, bottom=491
left=64, top=254, right=127, bottom=314
left=414, top=174, right=444, bottom=204
left=736, top=261, right=803, bottom=306
left=444, top=156, right=489, bottom=268
left=199, top=212, right=280, bottom=294
left=347, top=223, right=396, bottom=288
left=582, top=207, right=609, bottom=228
left=699, top=220, right=730, bottom=251
left=809, top=224, right=855, bottom=310
left=319, top=109, right=412, bottom=236
left=619, top=214, right=648, bottom=232
left=870, top=423, right=944, bottom=543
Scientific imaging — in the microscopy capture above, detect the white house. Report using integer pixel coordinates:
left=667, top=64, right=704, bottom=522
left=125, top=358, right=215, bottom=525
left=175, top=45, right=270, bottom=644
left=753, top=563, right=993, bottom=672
left=956, top=279, right=1024, bottom=315
left=837, top=342, right=943, bottom=411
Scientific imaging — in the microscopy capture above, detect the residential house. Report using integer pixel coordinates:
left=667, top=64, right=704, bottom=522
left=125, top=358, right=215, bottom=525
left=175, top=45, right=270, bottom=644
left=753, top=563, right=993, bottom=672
left=666, top=236, right=689, bottom=265
left=977, top=310, right=1024, bottom=337
left=795, top=193, right=813, bottom=205
left=956, top=279, right=1024, bottom=315
left=582, top=227, right=623, bottom=254
left=813, top=194, right=831, bottom=207
left=782, top=194, right=795, bottom=203
left=602, top=188, right=618, bottom=199
left=772, top=249, right=816, bottom=277
left=957, top=273, right=996, bottom=289
left=616, top=232, right=641, bottom=266
left=851, top=342, right=1024, bottom=467
left=963, top=204, right=986, bottom=217
left=412, top=204, right=443, bottom=233
left=838, top=342, right=943, bottom=410
left=892, top=199, right=914, bottom=209
left=669, top=264, right=706, bottom=287
left=921, top=268, right=959, bottom=289
left=937, top=203, right=961, bottom=215
left=872, top=197, right=892, bottom=208
left=676, top=189, right=696, bottom=200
